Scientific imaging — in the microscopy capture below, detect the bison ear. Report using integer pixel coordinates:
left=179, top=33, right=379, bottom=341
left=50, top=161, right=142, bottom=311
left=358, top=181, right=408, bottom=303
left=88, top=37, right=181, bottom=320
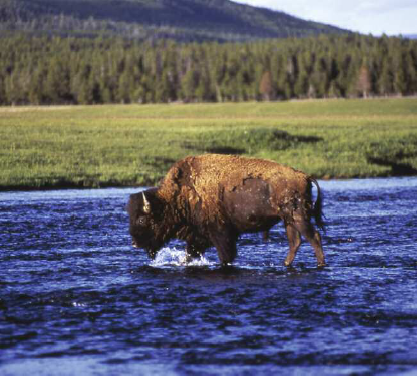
left=142, top=192, right=151, bottom=214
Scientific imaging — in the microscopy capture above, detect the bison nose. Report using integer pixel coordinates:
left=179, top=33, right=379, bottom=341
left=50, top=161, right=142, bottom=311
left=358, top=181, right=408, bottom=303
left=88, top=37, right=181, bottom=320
left=131, top=240, right=139, bottom=248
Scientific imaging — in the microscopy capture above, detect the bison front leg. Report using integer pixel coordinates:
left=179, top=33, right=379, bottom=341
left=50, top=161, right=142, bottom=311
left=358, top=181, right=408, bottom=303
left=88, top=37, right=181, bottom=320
left=185, top=242, right=206, bottom=263
left=208, top=229, right=238, bottom=266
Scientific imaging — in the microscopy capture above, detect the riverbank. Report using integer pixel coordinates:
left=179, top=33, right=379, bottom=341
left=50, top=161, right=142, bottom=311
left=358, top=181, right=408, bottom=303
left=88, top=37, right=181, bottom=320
left=1, top=98, right=416, bottom=190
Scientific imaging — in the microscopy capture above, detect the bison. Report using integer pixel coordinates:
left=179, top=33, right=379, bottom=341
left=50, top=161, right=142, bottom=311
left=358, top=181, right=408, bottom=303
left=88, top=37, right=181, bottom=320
left=127, top=154, right=325, bottom=267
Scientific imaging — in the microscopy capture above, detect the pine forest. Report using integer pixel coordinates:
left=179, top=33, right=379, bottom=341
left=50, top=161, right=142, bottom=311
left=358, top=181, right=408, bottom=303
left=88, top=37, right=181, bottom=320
left=1, top=33, right=417, bottom=106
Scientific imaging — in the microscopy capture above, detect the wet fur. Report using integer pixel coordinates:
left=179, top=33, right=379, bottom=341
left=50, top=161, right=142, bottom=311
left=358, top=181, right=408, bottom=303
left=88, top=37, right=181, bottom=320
left=128, top=154, right=325, bottom=266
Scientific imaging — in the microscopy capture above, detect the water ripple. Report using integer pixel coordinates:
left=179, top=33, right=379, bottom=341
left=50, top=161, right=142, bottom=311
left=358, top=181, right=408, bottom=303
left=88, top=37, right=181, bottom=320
left=1, top=179, right=417, bottom=374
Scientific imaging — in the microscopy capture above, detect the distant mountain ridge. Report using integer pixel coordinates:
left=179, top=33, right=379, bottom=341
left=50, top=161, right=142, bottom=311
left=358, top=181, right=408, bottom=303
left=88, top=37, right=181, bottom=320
left=0, top=0, right=349, bottom=41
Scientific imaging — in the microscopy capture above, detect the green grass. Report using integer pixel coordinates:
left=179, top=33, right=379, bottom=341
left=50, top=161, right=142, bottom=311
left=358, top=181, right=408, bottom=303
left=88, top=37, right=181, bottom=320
left=1, top=98, right=417, bottom=189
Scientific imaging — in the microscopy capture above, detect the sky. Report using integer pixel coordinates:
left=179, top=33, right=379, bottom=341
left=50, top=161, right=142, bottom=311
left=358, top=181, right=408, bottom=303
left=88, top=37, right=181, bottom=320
left=233, top=0, right=417, bottom=36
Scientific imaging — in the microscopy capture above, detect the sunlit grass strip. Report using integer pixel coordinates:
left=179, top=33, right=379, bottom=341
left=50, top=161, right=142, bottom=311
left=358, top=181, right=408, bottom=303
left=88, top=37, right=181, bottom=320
left=1, top=98, right=416, bottom=189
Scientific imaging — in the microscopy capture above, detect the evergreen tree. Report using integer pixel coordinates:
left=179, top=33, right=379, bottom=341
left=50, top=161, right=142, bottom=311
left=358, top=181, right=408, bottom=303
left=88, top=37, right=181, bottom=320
left=294, top=58, right=310, bottom=98
left=377, top=57, right=394, bottom=96
left=0, top=76, right=6, bottom=105
left=28, top=64, right=47, bottom=105
left=0, top=34, right=416, bottom=105
left=45, top=56, right=72, bottom=103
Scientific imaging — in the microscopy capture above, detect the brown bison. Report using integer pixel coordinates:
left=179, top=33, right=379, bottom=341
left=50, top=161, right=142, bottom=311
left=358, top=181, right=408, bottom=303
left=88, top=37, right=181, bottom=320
left=127, top=154, right=325, bottom=267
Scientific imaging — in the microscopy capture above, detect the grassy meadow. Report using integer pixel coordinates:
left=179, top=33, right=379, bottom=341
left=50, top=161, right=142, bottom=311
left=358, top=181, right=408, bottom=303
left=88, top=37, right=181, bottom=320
left=1, top=98, right=417, bottom=190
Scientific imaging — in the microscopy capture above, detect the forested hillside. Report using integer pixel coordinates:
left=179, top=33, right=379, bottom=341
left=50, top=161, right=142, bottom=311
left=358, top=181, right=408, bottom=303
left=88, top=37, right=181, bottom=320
left=0, top=0, right=346, bottom=41
left=1, top=34, right=416, bottom=105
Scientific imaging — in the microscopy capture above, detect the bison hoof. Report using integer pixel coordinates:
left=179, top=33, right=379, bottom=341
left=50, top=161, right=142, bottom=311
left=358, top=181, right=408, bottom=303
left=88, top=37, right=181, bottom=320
left=284, top=261, right=292, bottom=267
left=317, top=262, right=326, bottom=268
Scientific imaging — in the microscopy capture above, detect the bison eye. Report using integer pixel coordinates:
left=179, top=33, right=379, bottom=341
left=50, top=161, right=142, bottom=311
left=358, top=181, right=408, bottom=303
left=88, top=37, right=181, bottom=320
left=137, top=216, right=147, bottom=226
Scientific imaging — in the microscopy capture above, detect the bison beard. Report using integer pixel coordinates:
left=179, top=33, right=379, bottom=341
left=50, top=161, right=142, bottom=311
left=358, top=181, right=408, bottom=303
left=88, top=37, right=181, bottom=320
left=127, top=154, right=325, bottom=267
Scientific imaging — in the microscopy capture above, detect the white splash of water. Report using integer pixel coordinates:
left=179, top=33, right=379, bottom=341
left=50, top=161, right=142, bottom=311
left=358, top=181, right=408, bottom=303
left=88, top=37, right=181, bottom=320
left=150, top=247, right=212, bottom=267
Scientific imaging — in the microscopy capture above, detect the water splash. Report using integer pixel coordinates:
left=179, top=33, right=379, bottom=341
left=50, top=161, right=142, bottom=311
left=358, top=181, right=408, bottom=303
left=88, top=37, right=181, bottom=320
left=2, top=180, right=417, bottom=375
left=150, top=247, right=212, bottom=267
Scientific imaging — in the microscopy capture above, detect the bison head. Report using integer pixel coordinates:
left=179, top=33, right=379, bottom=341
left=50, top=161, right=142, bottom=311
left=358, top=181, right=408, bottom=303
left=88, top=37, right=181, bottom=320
left=127, top=189, right=164, bottom=259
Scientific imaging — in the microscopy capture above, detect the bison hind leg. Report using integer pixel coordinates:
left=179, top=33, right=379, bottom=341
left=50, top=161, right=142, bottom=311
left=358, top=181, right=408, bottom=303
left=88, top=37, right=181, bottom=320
left=284, top=224, right=302, bottom=267
left=288, top=218, right=325, bottom=267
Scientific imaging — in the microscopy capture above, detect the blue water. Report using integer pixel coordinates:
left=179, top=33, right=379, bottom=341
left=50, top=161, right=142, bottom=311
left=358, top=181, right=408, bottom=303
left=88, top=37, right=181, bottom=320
left=1, top=178, right=417, bottom=375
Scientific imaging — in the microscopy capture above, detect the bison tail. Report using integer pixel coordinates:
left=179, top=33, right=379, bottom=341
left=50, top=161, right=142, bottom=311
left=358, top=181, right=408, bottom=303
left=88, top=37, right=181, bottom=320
left=310, top=178, right=326, bottom=232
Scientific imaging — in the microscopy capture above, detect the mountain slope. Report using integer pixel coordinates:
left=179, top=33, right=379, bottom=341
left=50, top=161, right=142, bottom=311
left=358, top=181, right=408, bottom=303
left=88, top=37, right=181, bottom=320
left=0, top=0, right=348, bottom=41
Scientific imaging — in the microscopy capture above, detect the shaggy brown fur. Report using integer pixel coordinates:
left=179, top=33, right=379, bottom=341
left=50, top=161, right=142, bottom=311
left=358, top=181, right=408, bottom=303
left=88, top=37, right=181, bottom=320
left=158, top=154, right=320, bottom=226
left=128, top=154, right=325, bottom=266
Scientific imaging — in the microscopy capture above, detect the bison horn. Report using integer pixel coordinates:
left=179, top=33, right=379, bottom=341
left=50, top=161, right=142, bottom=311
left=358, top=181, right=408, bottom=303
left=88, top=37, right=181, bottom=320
left=142, top=192, right=151, bottom=214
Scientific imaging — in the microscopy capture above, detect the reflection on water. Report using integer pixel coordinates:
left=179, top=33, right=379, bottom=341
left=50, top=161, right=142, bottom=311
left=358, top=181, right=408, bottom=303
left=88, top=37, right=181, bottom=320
left=1, top=178, right=417, bottom=375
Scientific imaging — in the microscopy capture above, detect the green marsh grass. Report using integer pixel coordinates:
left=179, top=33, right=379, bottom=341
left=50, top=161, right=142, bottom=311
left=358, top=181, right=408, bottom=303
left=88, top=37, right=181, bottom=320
left=1, top=98, right=416, bottom=189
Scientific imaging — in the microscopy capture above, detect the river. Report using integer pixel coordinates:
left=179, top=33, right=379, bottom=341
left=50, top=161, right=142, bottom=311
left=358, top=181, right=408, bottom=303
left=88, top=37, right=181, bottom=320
left=1, top=177, right=417, bottom=375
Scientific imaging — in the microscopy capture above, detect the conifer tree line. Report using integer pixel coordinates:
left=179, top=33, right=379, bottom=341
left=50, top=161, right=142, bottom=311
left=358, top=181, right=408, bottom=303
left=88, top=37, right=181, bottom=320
left=1, top=33, right=416, bottom=105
